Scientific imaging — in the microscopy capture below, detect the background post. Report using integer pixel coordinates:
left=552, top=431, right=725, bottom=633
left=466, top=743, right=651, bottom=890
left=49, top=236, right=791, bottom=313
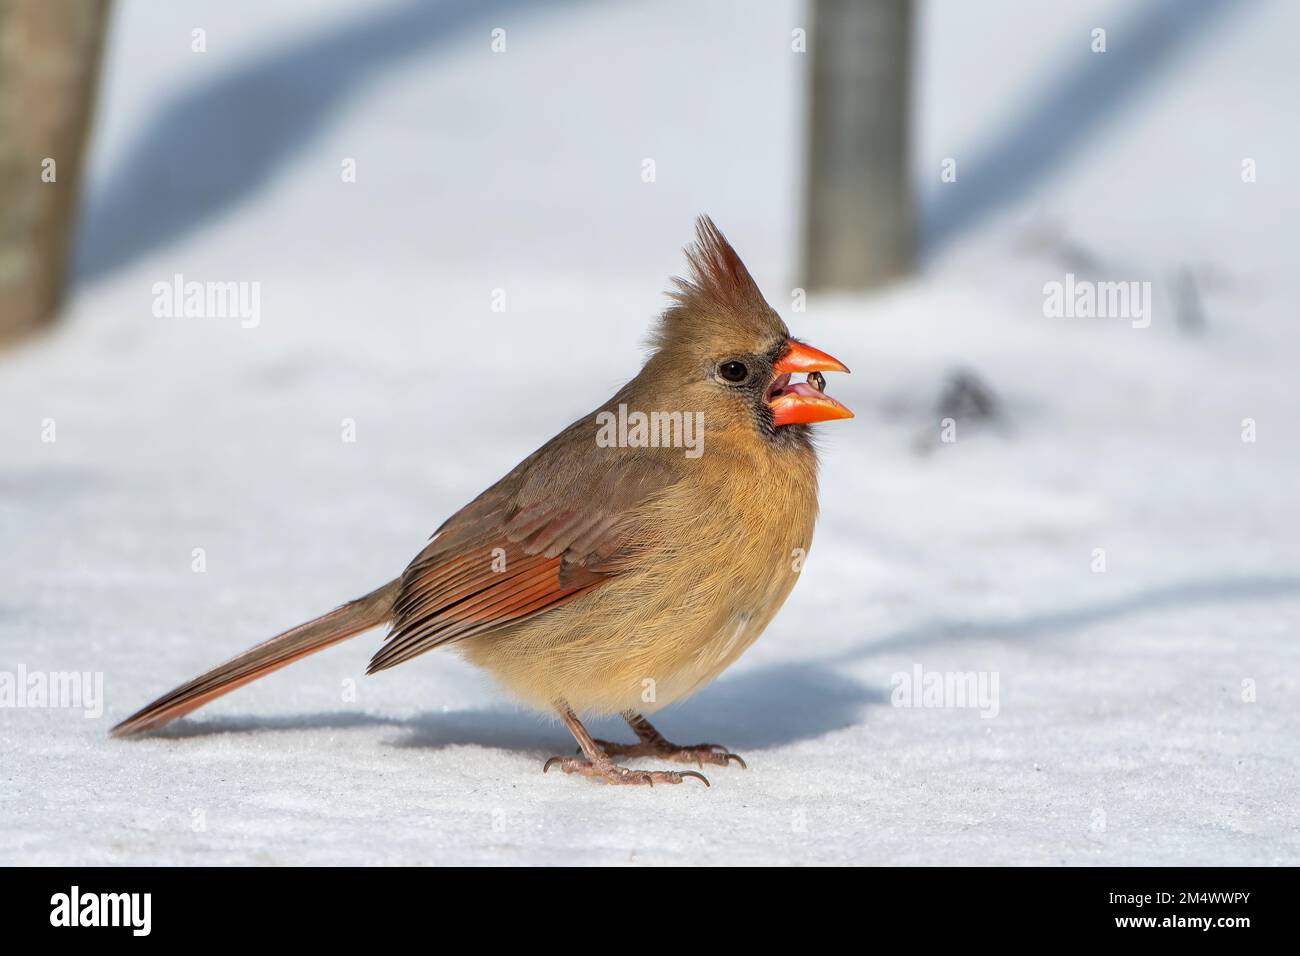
left=0, top=0, right=110, bottom=344
left=802, top=0, right=914, bottom=290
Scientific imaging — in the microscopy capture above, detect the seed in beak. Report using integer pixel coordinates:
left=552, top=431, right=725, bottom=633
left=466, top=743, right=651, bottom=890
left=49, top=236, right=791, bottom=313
left=808, top=371, right=826, bottom=394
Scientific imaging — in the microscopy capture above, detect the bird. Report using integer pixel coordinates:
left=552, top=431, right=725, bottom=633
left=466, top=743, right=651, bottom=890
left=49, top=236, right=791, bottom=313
left=112, top=216, right=852, bottom=786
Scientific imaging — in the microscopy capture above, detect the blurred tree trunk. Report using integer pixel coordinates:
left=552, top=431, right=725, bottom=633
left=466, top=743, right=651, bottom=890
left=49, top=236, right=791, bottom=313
left=0, top=0, right=110, bottom=345
left=802, top=0, right=913, bottom=291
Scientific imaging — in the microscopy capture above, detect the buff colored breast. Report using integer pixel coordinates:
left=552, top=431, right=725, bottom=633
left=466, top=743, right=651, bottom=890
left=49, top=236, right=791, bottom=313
left=460, top=439, right=819, bottom=715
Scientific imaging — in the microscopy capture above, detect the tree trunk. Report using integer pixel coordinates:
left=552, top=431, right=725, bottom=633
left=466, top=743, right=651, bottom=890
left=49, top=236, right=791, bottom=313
left=802, top=0, right=913, bottom=291
left=0, top=0, right=110, bottom=345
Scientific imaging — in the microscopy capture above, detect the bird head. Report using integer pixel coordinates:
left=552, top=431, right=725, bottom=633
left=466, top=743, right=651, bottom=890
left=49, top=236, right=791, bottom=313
left=641, top=216, right=852, bottom=445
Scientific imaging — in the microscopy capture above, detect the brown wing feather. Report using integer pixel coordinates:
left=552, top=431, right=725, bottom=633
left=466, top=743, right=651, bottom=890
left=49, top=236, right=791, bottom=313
left=368, top=424, right=682, bottom=674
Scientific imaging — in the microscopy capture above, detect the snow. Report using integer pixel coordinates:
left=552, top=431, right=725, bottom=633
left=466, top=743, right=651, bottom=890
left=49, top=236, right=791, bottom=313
left=2, top=0, right=1298, bottom=865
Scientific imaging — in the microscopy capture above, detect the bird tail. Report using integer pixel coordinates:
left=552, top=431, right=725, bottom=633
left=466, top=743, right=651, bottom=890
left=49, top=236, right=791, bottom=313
left=110, top=579, right=401, bottom=737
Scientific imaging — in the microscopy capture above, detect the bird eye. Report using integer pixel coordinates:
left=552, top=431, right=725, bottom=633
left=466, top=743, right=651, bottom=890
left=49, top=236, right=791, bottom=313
left=718, top=360, right=749, bottom=383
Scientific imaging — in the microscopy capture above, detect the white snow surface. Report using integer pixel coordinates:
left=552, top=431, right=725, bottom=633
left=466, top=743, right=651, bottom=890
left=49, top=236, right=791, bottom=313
left=2, top=0, right=1298, bottom=865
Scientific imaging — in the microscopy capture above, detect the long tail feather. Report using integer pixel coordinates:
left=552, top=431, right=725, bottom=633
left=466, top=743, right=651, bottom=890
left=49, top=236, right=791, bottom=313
left=111, top=579, right=400, bottom=737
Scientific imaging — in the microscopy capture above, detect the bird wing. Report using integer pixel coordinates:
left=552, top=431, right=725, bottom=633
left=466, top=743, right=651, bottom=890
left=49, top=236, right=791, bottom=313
left=368, top=426, right=680, bottom=673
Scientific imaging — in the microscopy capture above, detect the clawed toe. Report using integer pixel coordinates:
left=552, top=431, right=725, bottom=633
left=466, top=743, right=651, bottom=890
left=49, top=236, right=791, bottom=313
left=543, top=755, right=710, bottom=787
left=549, top=709, right=743, bottom=787
left=589, top=737, right=746, bottom=770
left=675, top=770, right=710, bottom=786
left=654, top=743, right=747, bottom=769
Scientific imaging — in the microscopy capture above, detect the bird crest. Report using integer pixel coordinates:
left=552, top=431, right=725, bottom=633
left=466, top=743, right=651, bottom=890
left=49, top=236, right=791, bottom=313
left=652, top=216, right=788, bottom=352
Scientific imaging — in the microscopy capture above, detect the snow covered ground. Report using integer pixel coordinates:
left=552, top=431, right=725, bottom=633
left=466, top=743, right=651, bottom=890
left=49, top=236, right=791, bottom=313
left=2, top=0, right=1297, bottom=865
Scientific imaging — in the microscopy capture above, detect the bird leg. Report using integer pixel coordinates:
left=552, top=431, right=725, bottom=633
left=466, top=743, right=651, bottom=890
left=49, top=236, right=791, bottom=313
left=543, top=706, right=710, bottom=786
left=592, top=712, right=747, bottom=769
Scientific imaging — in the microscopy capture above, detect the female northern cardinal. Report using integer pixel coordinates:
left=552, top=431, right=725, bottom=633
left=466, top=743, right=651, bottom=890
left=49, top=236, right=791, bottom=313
left=113, top=216, right=852, bottom=786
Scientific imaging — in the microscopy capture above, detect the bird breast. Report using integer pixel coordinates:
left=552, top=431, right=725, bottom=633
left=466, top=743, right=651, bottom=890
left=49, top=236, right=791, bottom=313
left=460, top=441, right=820, bottom=716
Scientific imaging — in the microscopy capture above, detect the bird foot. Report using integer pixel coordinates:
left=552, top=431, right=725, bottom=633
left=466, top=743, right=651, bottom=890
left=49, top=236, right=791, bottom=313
left=543, top=755, right=709, bottom=787
left=591, top=737, right=748, bottom=769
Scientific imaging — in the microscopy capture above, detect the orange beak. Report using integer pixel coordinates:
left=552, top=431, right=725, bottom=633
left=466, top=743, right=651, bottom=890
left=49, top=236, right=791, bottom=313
left=768, top=340, right=853, bottom=427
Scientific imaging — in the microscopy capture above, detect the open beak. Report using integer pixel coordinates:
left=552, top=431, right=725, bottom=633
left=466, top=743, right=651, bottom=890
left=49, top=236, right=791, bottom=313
left=768, top=340, right=853, bottom=426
